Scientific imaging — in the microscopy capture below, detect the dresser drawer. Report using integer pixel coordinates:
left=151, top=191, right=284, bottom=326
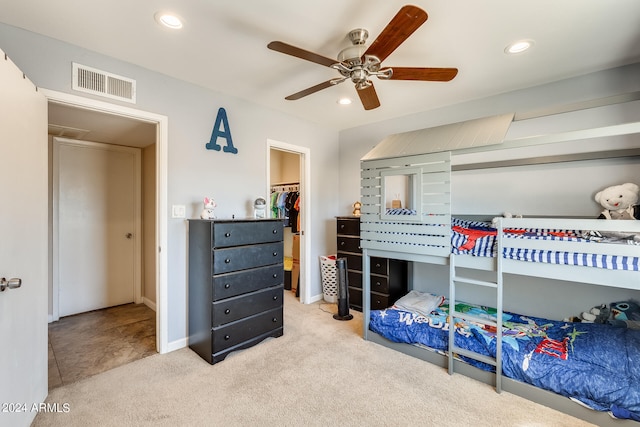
left=212, top=307, right=283, bottom=352
left=347, top=270, right=362, bottom=289
left=336, top=252, right=361, bottom=271
left=213, top=264, right=283, bottom=300
left=214, top=241, right=283, bottom=273
left=337, top=236, right=361, bottom=253
left=371, top=292, right=391, bottom=310
left=337, top=218, right=360, bottom=236
left=212, top=285, right=282, bottom=326
left=370, top=257, right=388, bottom=275
left=370, top=275, right=389, bottom=294
left=213, top=220, right=283, bottom=248
left=348, top=287, right=362, bottom=309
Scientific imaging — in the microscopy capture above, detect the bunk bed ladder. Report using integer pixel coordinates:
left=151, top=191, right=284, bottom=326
left=448, top=220, right=504, bottom=393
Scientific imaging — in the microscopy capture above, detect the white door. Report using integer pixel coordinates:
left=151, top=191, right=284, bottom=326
left=0, top=51, right=48, bottom=426
left=54, top=139, right=140, bottom=317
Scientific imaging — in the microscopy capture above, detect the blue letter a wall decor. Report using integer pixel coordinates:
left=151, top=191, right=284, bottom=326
left=206, top=107, right=238, bottom=154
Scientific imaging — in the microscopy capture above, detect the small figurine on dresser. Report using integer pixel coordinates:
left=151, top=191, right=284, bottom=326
left=200, top=197, right=217, bottom=219
left=254, top=197, right=267, bottom=218
left=352, top=201, right=362, bottom=216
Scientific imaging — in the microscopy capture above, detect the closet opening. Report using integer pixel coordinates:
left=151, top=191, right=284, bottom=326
left=267, top=140, right=310, bottom=303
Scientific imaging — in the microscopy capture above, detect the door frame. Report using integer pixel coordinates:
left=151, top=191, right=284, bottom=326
left=266, top=139, right=311, bottom=304
left=41, top=89, right=170, bottom=354
left=53, top=137, right=142, bottom=316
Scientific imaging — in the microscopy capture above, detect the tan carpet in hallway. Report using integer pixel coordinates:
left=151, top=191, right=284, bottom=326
left=34, top=292, right=595, bottom=427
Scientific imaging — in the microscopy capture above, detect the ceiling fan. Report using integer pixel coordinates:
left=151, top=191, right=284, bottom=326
left=267, top=5, right=458, bottom=111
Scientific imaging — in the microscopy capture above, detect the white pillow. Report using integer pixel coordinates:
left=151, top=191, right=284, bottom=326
left=394, top=290, right=445, bottom=317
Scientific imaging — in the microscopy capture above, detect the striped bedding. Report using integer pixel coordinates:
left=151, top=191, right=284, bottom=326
left=452, top=218, right=639, bottom=271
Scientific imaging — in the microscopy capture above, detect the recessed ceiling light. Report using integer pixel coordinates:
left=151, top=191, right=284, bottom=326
left=155, top=12, right=183, bottom=29
left=337, top=97, right=352, bottom=105
left=505, top=39, right=534, bottom=54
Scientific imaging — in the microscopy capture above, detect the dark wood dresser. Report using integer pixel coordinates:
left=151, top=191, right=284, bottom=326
left=336, top=216, right=408, bottom=311
left=188, top=218, right=284, bottom=364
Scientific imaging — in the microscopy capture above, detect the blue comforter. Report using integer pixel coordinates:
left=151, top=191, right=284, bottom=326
left=369, top=303, right=640, bottom=420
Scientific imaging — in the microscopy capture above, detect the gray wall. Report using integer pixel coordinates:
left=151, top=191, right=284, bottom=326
left=0, top=23, right=339, bottom=346
left=337, top=62, right=640, bottom=320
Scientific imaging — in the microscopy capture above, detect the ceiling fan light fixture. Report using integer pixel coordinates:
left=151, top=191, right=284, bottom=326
left=155, top=12, right=183, bottom=29
left=337, top=44, right=367, bottom=63
left=505, top=39, right=534, bottom=54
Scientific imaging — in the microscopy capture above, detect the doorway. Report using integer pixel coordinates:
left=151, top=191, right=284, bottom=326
left=54, top=138, right=141, bottom=317
left=43, top=88, right=170, bottom=356
left=267, top=140, right=311, bottom=303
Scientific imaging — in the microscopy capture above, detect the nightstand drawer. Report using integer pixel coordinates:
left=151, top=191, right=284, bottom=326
left=336, top=252, right=362, bottom=271
left=371, top=275, right=389, bottom=294
left=213, top=241, right=283, bottom=273
left=213, top=220, right=283, bottom=248
left=212, top=307, right=283, bottom=352
left=337, top=236, right=360, bottom=253
left=212, top=285, right=283, bottom=326
left=371, top=292, right=391, bottom=310
left=337, top=218, right=360, bottom=236
left=370, top=257, right=388, bottom=275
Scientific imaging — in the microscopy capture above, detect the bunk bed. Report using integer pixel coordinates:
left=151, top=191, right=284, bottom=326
left=358, top=110, right=640, bottom=425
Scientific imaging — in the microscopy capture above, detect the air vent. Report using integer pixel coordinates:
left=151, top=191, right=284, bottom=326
left=48, top=124, right=90, bottom=139
left=72, top=63, right=136, bottom=103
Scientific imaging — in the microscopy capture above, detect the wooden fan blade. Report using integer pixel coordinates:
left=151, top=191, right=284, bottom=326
left=268, top=41, right=337, bottom=68
left=356, top=83, right=381, bottom=110
left=388, top=67, right=458, bottom=82
left=285, top=80, right=335, bottom=100
left=364, top=5, right=428, bottom=63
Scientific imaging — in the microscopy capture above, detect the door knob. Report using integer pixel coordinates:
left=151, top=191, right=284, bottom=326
left=126, top=233, right=133, bottom=239
left=0, top=277, right=22, bottom=292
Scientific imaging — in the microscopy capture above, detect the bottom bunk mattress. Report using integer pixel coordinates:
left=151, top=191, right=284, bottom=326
left=369, top=297, right=640, bottom=421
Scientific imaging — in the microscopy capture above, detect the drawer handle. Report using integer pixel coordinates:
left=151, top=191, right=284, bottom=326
left=340, top=241, right=345, bottom=246
left=273, top=296, right=278, bottom=301
left=272, top=229, right=278, bottom=234
left=225, top=258, right=231, bottom=264
left=224, top=335, right=230, bottom=340
left=272, top=273, right=278, bottom=278
left=224, top=283, right=231, bottom=289
left=375, top=281, right=381, bottom=286
left=225, top=232, right=231, bottom=237
left=225, top=309, right=230, bottom=314
left=272, top=317, right=278, bottom=323
left=272, top=252, right=278, bottom=257
left=375, top=263, right=381, bottom=268
left=340, top=224, right=345, bottom=229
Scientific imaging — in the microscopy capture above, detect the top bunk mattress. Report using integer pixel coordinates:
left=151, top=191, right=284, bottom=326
left=451, top=218, right=639, bottom=271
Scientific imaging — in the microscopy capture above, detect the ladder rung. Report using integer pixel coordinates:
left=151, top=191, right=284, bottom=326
left=452, top=346, right=497, bottom=367
left=452, top=275, right=498, bottom=288
left=451, top=310, right=498, bottom=328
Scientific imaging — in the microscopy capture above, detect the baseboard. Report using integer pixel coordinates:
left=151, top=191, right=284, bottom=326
left=166, top=337, right=187, bottom=353
left=142, top=297, right=157, bottom=311
left=309, top=293, right=324, bottom=303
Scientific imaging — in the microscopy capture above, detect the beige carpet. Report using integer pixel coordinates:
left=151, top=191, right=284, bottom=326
left=33, top=292, right=595, bottom=427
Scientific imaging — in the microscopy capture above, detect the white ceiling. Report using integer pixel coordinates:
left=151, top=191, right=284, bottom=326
left=2, top=0, right=640, bottom=134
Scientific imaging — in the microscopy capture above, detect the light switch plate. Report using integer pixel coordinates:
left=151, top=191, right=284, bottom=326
left=172, top=205, right=186, bottom=218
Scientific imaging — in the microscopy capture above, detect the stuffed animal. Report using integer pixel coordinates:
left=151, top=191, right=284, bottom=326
left=491, top=212, right=523, bottom=228
left=579, top=303, right=610, bottom=323
left=200, top=197, right=217, bottom=219
left=573, top=300, right=640, bottom=329
left=608, top=300, right=640, bottom=329
left=594, top=183, right=640, bottom=220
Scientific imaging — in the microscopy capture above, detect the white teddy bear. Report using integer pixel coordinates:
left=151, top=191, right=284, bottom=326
left=200, top=197, right=217, bottom=219
left=594, top=182, right=640, bottom=220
